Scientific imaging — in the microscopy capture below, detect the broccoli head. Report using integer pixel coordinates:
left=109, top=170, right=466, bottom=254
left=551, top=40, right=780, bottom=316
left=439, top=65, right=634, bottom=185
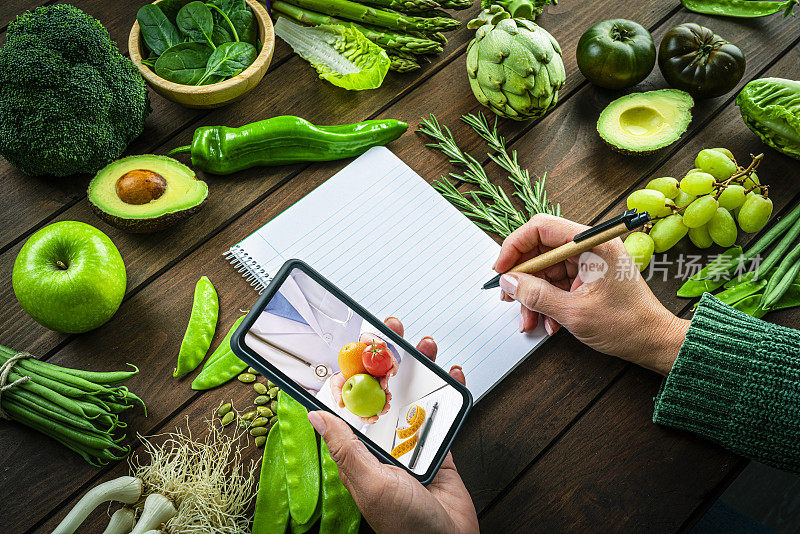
left=0, top=5, right=151, bottom=177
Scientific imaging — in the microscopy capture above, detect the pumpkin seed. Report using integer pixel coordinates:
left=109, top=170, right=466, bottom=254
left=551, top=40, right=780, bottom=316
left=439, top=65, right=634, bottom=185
left=247, top=367, right=260, bottom=375
left=217, top=402, right=232, bottom=417
left=253, top=383, right=267, bottom=395
left=250, top=426, right=268, bottom=437
left=255, top=435, right=267, bottom=447
left=241, top=410, right=258, bottom=421
left=269, top=400, right=278, bottom=412
left=251, top=417, right=268, bottom=427
left=238, top=373, right=256, bottom=383
left=267, top=386, right=280, bottom=397
left=267, top=380, right=276, bottom=388
left=239, top=419, right=252, bottom=429
left=220, top=412, right=235, bottom=426
left=257, top=406, right=273, bottom=418
left=254, top=395, right=269, bottom=405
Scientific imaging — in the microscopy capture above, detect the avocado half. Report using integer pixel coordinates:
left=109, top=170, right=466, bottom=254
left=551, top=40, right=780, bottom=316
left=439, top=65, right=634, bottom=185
left=597, top=89, right=694, bottom=154
left=88, top=155, right=208, bottom=233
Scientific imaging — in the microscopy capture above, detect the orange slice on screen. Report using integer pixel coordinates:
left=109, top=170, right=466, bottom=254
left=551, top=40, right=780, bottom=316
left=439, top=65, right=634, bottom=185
left=338, top=342, right=369, bottom=379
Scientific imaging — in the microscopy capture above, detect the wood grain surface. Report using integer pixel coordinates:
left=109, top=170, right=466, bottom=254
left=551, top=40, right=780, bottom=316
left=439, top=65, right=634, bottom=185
left=1, top=1, right=799, bottom=533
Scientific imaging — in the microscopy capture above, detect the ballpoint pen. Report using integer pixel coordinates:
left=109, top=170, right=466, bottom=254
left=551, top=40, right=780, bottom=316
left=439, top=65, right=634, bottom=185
left=483, top=209, right=651, bottom=290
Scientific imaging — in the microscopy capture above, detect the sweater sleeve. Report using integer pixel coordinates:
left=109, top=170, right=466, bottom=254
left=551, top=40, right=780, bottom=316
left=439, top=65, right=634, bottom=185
left=653, top=293, right=800, bottom=474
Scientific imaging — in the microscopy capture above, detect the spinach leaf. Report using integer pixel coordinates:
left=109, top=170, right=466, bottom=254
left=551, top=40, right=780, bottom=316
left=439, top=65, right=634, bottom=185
left=177, top=1, right=216, bottom=48
left=197, top=41, right=256, bottom=84
left=137, top=4, right=182, bottom=56
left=157, top=0, right=185, bottom=25
left=230, top=8, right=258, bottom=46
left=209, top=0, right=247, bottom=16
left=154, top=42, right=214, bottom=85
left=206, top=2, right=240, bottom=42
left=211, top=23, right=233, bottom=46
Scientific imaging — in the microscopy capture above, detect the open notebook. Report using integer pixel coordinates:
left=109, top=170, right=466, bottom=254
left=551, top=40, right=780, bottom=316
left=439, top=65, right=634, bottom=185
left=225, top=147, right=547, bottom=401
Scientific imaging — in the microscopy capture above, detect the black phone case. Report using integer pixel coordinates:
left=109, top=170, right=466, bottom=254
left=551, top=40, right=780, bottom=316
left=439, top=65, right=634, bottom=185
left=231, top=259, right=473, bottom=485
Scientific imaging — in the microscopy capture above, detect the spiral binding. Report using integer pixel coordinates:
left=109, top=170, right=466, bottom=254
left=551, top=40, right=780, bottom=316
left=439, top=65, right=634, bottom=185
left=223, top=246, right=271, bottom=294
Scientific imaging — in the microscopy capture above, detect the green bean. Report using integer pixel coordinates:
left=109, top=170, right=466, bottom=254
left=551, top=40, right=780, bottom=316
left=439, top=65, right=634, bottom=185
left=319, top=438, right=360, bottom=534
left=3, top=403, right=118, bottom=450
left=252, top=425, right=290, bottom=534
left=763, top=257, right=800, bottom=309
left=773, top=284, right=800, bottom=310
left=175, top=276, right=219, bottom=377
left=5, top=396, right=100, bottom=434
left=0, top=347, right=139, bottom=384
left=755, top=215, right=800, bottom=278
left=277, top=391, right=320, bottom=524
left=191, top=316, right=248, bottom=390
left=15, top=359, right=108, bottom=394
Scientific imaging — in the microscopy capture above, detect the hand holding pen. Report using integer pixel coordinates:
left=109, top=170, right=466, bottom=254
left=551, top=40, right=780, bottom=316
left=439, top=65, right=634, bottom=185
left=494, top=214, right=688, bottom=376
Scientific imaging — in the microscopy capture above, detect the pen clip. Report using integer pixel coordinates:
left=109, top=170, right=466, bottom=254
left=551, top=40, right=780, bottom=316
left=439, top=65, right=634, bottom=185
left=573, top=209, right=651, bottom=242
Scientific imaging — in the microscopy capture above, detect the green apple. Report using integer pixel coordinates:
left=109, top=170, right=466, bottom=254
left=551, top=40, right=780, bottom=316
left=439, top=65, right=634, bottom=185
left=342, top=373, right=386, bottom=418
left=13, top=221, right=126, bottom=333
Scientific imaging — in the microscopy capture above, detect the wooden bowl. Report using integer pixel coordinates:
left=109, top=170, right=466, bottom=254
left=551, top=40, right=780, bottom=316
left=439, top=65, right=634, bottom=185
left=129, top=0, right=274, bottom=109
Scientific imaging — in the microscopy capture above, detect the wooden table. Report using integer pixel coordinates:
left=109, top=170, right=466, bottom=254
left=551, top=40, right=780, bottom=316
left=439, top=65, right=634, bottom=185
left=2, top=1, right=799, bottom=532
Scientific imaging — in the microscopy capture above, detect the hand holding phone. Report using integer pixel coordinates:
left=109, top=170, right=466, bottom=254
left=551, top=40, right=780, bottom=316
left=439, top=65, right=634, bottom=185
left=232, top=260, right=472, bottom=485
left=307, top=315, right=478, bottom=534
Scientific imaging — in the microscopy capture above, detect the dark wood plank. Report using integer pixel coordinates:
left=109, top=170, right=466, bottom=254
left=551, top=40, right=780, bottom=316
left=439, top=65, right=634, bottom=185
left=479, top=365, right=742, bottom=533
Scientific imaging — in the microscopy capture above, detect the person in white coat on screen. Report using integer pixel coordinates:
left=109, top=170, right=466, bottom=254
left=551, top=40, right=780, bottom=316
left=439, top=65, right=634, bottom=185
left=245, top=269, right=400, bottom=426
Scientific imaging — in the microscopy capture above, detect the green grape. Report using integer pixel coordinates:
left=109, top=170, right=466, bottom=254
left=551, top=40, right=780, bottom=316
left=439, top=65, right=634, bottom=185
left=717, top=184, right=746, bottom=211
left=627, top=189, right=667, bottom=216
left=707, top=207, right=737, bottom=247
left=645, top=177, right=679, bottom=199
left=688, top=224, right=713, bottom=249
left=742, top=171, right=761, bottom=194
left=623, top=232, right=655, bottom=271
left=712, top=147, right=735, bottom=161
left=695, top=148, right=737, bottom=180
left=682, top=195, right=719, bottom=228
left=737, top=194, right=773, bottom=233
left=680, top=171, right=716, bottom=196
left=650, top=214, right=689, bottom=252
left=674, top=189, right=696, bottom=209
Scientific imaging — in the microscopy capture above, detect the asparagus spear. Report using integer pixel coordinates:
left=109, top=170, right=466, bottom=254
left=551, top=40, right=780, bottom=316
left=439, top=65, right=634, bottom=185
left=440, top=0, right=473, bottom=8
left=388, top=51, right=421, bottom=72
left=279, top=0, right=461, bottom=32
left=272, top=1, right=444, bottom=54
left=360, top=0, right=443, bottom=14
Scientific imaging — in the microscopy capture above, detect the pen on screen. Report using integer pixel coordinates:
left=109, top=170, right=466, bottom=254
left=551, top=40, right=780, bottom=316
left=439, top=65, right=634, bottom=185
left=409, top=402, right=438, bottom=469
left=483, top=209, right=651, bottom=290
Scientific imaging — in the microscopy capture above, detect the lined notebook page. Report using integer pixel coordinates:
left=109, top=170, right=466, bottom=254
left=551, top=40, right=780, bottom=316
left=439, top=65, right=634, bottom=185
left=228, top=147, right=547, bottom=401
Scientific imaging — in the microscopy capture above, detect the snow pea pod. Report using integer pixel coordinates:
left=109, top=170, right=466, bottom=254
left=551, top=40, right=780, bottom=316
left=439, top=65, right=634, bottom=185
left=191, top=315, right=246, bottom=390
left=290, top=501, right=321, bottom=534
left=277, top=390, right=320, bottom=524
left=677, top=246, right=742, bottom=297
left=319, top=438, right=360, bottom=534
left=252, top=426, right=290, bottom=534
left=731, top=294, right=767, bottom=318
left=681, top=0, right=798, bottom=18
left=174, top=276, right=219, bottom=377
left=713, top=277, right=768, bottom=306
left=773, top=284, right=800, bottom=310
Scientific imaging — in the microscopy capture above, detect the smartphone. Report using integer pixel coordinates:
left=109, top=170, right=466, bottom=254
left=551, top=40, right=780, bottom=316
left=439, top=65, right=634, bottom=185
left=231, top=259, right=473, bottom=485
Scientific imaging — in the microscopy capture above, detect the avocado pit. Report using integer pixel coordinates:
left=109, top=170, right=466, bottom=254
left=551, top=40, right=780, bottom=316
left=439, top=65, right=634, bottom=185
left=116, top=169, right=167, bottom=205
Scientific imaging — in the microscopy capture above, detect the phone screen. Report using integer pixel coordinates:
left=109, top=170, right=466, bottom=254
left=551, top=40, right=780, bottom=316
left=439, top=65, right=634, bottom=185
left=235, top=261, right=472, bottom=480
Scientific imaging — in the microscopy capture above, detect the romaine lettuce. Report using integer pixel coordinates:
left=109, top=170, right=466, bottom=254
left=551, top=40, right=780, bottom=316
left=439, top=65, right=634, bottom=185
left=737, top=77, right=800, bottom=161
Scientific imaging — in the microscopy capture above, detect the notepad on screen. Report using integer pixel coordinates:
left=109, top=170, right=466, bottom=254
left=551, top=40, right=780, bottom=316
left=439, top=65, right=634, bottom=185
left=225, top=147, right=547, bottom=401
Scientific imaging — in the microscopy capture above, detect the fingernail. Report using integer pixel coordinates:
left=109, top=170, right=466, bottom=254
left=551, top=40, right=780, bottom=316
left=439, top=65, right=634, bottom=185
left=385, top=316, right=399, bottom=323
left=308, top=411, right=326, bottom=436
left=499, top=274, right=518, bottom=296
left=518, top=315, right=524, bottom=333
left=544, top=321, right=554, bottom=336
left=421, top=336, right=434, bottom=342
left=451, top=365, right=462, bottom=372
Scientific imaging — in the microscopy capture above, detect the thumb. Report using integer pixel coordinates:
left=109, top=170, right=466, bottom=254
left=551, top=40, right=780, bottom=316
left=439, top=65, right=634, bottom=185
left=308, top=411, right=380, bottom=485
left=500, top=273, right=576, bottom=323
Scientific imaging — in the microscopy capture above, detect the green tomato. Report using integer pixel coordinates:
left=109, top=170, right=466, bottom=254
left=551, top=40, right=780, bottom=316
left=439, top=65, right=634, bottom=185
left=576, top=19, right=656, bottom=89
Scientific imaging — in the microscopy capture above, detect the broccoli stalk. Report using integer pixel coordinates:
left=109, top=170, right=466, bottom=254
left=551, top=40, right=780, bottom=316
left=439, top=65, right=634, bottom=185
left=0, top=5, right=151, bottom=177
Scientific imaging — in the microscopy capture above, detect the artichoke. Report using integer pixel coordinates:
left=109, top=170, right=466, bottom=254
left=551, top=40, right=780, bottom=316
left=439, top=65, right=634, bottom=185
left=466, top=6, right=565, bottom=121
left=736, top=77, right=800, bottom=161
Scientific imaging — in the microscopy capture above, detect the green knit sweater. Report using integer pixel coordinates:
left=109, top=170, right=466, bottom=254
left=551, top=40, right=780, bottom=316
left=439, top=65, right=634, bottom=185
left=653, top=293, right=800, bottom=474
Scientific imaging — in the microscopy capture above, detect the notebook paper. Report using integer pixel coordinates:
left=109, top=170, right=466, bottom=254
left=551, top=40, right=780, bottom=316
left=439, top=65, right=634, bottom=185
left=226, top=147, right=547, bottom=401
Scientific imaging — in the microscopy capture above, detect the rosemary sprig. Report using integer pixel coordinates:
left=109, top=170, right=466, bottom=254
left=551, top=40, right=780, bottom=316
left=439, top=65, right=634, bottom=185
left=418, top=113, right=559, bottom=238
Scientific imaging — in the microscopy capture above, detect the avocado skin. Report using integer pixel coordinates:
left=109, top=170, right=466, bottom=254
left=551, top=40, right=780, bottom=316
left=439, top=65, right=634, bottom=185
left=87, top=154, right=208, bottom=233
left=90, top=200, right=206, bottom=234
